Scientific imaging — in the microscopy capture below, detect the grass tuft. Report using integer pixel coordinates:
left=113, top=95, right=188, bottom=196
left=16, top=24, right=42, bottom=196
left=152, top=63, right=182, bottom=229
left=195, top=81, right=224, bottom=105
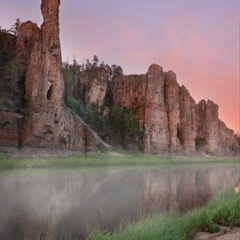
left=85, top=191, right=240, bottom=240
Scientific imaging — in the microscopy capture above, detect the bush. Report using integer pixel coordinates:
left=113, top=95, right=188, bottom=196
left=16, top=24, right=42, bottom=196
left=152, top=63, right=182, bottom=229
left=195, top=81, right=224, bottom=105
left=108, top=106, right=143, bottom=149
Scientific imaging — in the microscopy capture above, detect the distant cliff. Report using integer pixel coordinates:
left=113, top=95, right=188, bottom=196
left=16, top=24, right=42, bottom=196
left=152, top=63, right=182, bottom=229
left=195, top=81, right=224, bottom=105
left=0, top=0, right=239, bottom=156
left=72, top=63, right=238, bottom=156
left=110, top=65, right=239, bottom=155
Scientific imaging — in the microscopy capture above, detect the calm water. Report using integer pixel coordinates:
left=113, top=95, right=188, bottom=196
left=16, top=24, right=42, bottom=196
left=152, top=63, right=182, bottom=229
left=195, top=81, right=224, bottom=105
left=0, top=163, right=239, bottom=239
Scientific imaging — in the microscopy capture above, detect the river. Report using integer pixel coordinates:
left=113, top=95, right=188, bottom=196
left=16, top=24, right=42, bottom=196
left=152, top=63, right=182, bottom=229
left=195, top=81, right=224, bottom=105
left=0, top=162, right=239, bottom=239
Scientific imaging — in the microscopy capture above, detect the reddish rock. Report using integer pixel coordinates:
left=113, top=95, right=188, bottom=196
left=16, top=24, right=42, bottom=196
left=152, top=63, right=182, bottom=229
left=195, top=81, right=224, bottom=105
left=112, top=65, right=170, bottom=155
left=143, top=64, right=169, bottom=155
left=73, top=67, right=108, bottom=109
left=196, top=100, right=219, bottom=154
left=12, top=0, right=107, bottom=155
left=112, top=74, right=147, bottom=130
left=0, top=1, right=238, bottom=156
left=218, top=120, right=239, bottom=154
left=165, top=71, right=181, bottom=155
left=16, top=21, right=39, bottom=78
left=178, top=85, right=197, bottom=155
left=110, top=64, right=239, bottom=156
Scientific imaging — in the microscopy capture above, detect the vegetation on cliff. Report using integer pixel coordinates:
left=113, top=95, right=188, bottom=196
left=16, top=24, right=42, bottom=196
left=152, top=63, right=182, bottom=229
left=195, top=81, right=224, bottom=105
left=0, top=29, right=18, bottom=110
left=62, top=58, right=143, bottom=151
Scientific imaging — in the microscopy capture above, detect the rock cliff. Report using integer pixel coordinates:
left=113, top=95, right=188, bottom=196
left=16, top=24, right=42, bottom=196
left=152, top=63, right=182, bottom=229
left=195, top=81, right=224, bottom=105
left=111, top=64, right=239, bottom=155
left=0, top=0, right=108, bottom=155
left=73, top=67, right=108, bottom=109
left=0, top=0, right=238, bottom=156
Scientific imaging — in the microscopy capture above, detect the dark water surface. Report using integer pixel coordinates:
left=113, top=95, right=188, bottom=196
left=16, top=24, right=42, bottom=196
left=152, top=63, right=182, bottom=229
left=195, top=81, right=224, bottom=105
left=0, top=163, right=239, bottom=239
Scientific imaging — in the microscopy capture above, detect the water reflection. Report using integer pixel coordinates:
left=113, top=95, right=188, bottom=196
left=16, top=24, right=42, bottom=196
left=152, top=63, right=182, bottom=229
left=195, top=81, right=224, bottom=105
left=0, top=164, right=239, bottom=239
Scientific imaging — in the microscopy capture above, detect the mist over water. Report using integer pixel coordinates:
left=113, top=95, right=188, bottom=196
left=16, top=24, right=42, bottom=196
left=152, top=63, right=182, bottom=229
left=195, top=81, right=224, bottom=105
left=0, top=164, right=239, bottom=239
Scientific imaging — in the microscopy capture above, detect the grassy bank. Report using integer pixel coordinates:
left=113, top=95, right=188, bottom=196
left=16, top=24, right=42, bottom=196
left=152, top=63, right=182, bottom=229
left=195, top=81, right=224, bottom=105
left=85, top=191, right=240, bottom=240
left=0, top=151, right=239, bottom=169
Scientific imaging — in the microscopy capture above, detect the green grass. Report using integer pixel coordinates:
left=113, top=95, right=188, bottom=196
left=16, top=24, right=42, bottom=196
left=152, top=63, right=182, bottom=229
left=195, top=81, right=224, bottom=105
left=0, top=151, right=239, bottom=169
left=86, top=191, right=240, bottom=240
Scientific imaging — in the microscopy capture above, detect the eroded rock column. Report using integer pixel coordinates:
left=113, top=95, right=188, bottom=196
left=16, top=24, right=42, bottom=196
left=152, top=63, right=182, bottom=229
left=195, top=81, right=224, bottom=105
left=17, top=0, right=102, bottom=154
left=165, top=71, right=181, bottom=155
left=178, top=86, right=197, bottom=155
left=143, top=64, right=169, bottom=155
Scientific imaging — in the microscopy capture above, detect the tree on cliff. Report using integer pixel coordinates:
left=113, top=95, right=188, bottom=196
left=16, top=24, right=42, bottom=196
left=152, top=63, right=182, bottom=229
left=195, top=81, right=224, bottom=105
left=112, top=65, right=123, bottom=77
left=62, top=58, right=80, bottom=104
left=92, top=55, right=99, bottom=68
left=0, top=29, right=17, bottom=107
left=9, top=18, right=21, bottom=36
left=85, top=58, right=92, bottom=70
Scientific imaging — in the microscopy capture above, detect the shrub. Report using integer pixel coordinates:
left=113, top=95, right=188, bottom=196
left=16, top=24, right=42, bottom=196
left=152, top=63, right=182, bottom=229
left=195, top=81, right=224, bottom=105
left=107, top=106, right=143, bottom=149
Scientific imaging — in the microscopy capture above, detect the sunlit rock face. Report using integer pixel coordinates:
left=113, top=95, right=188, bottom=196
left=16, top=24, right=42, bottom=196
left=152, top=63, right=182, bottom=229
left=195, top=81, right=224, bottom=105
left=111, top=64, right=239, bottom=155
left=13, top=0, right=106, bottom=155
left=196, top=100, right=219, bottom=154
left=143, top=64, right=169, bottom=155
left=73, top=67, right=109, bottom=109
left=164, top=71, right=181, bottom=155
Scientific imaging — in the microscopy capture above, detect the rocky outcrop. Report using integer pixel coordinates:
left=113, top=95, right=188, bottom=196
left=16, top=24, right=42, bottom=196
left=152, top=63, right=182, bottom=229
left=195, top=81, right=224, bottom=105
left=112, top=74, right=146, bottom=130
left=111, top=64, right=239, bottom=156
left=165, top=71, right=181, bottom=155
left=143, top=65, right=169, bottom=155
left=73, top=67, right=108, bottom=109
left=0, top=0, right=238, bottom=156
left=218, top=120, right=239, bottom=154
left=196, top=100, right=219, bottom=154
left=178, top=85, right=197, bottom=155
left=0, top=0, right=108, bottom=155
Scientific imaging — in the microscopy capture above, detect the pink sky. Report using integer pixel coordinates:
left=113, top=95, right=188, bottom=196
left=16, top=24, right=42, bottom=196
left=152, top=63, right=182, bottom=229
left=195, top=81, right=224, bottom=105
left=1, top=0, right=239, bottom=133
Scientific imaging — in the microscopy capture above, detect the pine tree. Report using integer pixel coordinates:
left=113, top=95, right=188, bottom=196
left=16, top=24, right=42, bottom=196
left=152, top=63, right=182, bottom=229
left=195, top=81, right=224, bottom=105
left=9, top=18, right=21, bottom=36
left=92, top=55, right=99, bottom=68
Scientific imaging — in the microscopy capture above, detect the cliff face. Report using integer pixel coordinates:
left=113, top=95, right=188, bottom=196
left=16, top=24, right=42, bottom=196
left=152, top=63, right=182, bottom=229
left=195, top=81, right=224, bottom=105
left=73, top=67, right=108, bottom=109
left=111, top=64, right=239, bottom=155
left=0, top=1, right=238, bottom=156
left=0, top=0, right=107, bottom=155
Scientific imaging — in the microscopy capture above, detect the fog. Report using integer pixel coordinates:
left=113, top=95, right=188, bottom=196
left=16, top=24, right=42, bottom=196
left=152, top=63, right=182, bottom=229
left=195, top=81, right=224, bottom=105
left=0, top=164, right=239, bottom=239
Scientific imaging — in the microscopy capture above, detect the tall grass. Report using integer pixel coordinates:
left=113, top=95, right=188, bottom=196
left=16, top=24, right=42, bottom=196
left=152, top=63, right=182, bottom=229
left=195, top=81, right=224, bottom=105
left=85, top=191, right=240, bottom=240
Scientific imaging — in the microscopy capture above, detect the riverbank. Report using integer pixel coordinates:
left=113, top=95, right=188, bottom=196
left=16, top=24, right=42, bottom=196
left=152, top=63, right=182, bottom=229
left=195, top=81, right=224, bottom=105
left=195, top=226, right=240, bottom=240
left=0, top=151, right=239, bottom=169
left=85, top=191, right=240, bottom=240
